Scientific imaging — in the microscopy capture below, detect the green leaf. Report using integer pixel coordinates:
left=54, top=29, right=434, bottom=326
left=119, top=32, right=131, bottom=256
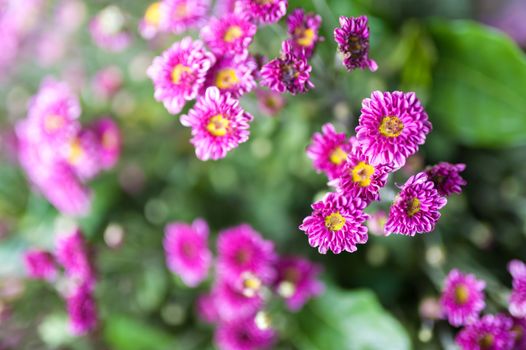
left=291, top=287, right=412, bottom=350
left=428, top=20, right=526, bottom=147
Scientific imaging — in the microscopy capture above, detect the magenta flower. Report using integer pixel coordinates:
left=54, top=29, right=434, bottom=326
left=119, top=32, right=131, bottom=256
left=212, top=278, right=264, bottom=321
left=203, top=55, right=257, bottom=98
left=511, top=317, right=526, bottom=349
left=256, top=89, right=285, bottom=117
left=139, top=2, right=165, bottom=39
left=147, top=37, right=215, bottom=115
left=215, top=316, right=275, bottom=350
left=456, top=314, right=514, bottom=350
left=196, top=293, right=219, bottom=323
left=260, top=41, right=313, bottom=95
left=92, top=66, right=122, bottom=100
left=164, top=219, right=212, bottom=287
left=180, top=87, right=254, bottom=161
left=90, top=117, right=121, bottom=170
left=306, top=123, right=355, bottom=180
left=89, top=6, right=131, bottom=52
left=440, top=269, right=486, bottom=327
left=24, top=250, right=57, bottom=281
left=62, top=129, right=102, bottom=181
left=425, top=162, right=467, bottom=196
left=164, top=0, right=210, bottom=34
left=201, top=13, right=257, bottom=56
left=299, top=192, right=369, bottom=254
left=385, top=172, right=447, bottom=236
left=238, top=0, right=287, bottom=24
left=214, top=0, right=239, bottom=17
left=274, top=256, right=324, bottom=311
left=333, top=16, right=377, bottom=72
left=55, top=229, right=94, bottom=287
left=356, top=91, right=432, bottom=169
left=66, top=283, right=98, bottom=336
left=508, top=260, right=526, bottom=318
left=286, top=9, right=322, bottom=58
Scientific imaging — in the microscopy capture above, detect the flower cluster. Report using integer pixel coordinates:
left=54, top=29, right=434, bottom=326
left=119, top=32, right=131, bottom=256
left=438, top=264, right=526, bottom=350
left=302, top=90, right=466, bottom=254
left=23, top=229, right=97, bottom=335
left=163, top=219, right=323, bottom=350
left=16, top=79, right=121, bottom=216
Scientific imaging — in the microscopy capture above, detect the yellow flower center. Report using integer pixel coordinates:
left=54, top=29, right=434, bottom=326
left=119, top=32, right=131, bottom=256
left=171, top=64, right=191, bottom=84
left=478, top=334, right=494, bottom=349
left=144, top=2, right=162, bottom=26
left=329, top=147, right=347, bottom=165
left=223, top=25, right=243, bottom=43
left=454, top=285, right=470, bottom=305
left=215, top=69, right=239, bottom=89
left=44, top=115, right=64, bottom=132
left=379, top=116, right=404, bottom=137
left=324, top=212, right=346, bottom=231
left=296, top=28, right=315, bottom=47
left=406, top=197, right=421, bottom=217
left=207, top=114, right=230, bottom=137
left=241, top=272, right=262, bottom=298
left=68, top=138, right=84, bottom=165
left=351, top=161, right=375, bottom=187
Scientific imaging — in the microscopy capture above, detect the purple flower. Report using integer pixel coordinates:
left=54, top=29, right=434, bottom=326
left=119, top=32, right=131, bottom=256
left=356, top=91, right=432, bottom=169
left=299, top=192, right=369, bottom=254
left=62, top=129, right=102, bottom=181
left=139, top=2, right=165, bottom=39
left=164, top=0, right=211, bottom=34
left=164, top=219, right=212, bottom=287
left=456, top=314, right=514, bottom=350
left=260, top=41, right=313, bottom=95
left=147, top=37, right=215, bottom=115
left=215, top=317, right=275, bottom=350
left=90, top=117, right=121, bottom=170
left=66, top=283, right=98, bottom=336
left=286, top=9, right=322, bottom=58
left=508, top=260, right=526, bottom=318
left=440, top=269, right=486, bottom=327
left=201, top=14, right=257, bottom=56
left=196, top=292, right=220, bottom=323
left=333, top=16, right=377, bottom=72
left=306, top=123, right=355, bottom=180
left=180, top=87, right=254, bottom=161
left=385, top=172, right=447, bottom=236
left=24, top=250, right=56, bottom=281
left=203, top=55, right=257, bottom=98
left=89, top=6, right=131, bottom=52
left=511, top=317, right=526, bottom=349
left=274, top=256, right=324, bottom=311
left=55, top=229, right=94, bottom=287
left=425, top=162, right=467, bottom=196
left=212, top=278, right=263, bottom=321
left=256, top=88, right=285, bottom=117
left=238, top=0, right=287, bottom=24
left=214, top=0, right=239, bottom=17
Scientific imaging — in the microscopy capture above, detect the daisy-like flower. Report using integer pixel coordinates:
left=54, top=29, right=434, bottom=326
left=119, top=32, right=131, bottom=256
left=440, top=269, right=486, bottom=327
left=201, top=13, right=257, bottom=56
left=212, top=278, right=264, bottom=321
left=139, top=2, right=165, bottom=39
left=286, top=9, right=322, bottom=58
left=333, top=16, right=377, bottom=72
left=425, top=162, right=467, bottom=197
left=274, top=257, right=324, bottom=311
left=203, top=55, right=257, bottom=98
left=215, top=315, right=276, bottom=350
left=180, top=87, right=254, bottom=161
left=89, top=5, right=131, bottom=52
left=164, top=0, right=211, bottom=34
left=91, top=117, right=121, bottom=170
left=306, top=123, right=355, bottom=180
left=508, top=260, right=526, bottom=318
left=147, top=37, right=215, bottom=115
left=66, top=282, right=98, bottom=336
left=260, top=41, right=313, bottom=95
left=456, top=314, right=514, bottom=350
left=55, top=229, right=95, bottom=287
left=256, top=88, right=285, bottom=117
left=238, top=0, right=287, bottom=24
left=355, top=91, right=432, bottom=169
left=62, top=129, right=102, bottom=181
left=163, top=219, right=212, bottom=287
left=385, top=172, right=447, bottom=236
left=24, top=250, right=57, bottom=281
left=299, top=192, right=369, bottom=254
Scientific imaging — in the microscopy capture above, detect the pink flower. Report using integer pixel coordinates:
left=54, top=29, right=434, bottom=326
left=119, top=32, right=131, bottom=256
left=139, top=2, right=166, bottom=39
left=201, top=14, right=257, bottom=56
left=508, top=260, right=526, bottom=318
left=196, top=292, right=220, bottom=323
left=212, top=278, right=263, bottom=321
left=164, top=219, right=212, bottom=287
left=66, top=282, right=98, bottom=336
left=62, top=129, right=102, bottom=181
left=180, top=87, right=254, bottom=161
left=215, top=316, right=275, bottom=350
left=164, top=0, right=211, bottom=34
left=203, top=55, right=257, bottom=98
left=92, top=66, right=122, bottom=100
left=237, top=0, right=287, bottom=24
left=256, top=89, right=285, bottom=117
left=147, top=37, right=216, bottom=115
left=299, top=192, right=369, bottom=254
left=90, top=117, right=121, bottom=170
left=456, top=314, right=514, bottom=350
left=24, top=250, right=57, bottom=281
left=425, top=162, right=467, bottom=196
left=214, top=0, right=239, bottom=17
left=286, top=9, right=322, bottom=58
left=89, top=6, right=131, bottom=52
left=334, top=16, right=377, bottom=71
left=367, top=210, right=388, bottom=236
left=55, top=229, right=95, bottom=287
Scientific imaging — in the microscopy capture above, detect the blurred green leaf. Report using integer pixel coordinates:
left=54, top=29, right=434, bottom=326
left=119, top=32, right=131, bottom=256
left=428, top=20, right=526, bottom=147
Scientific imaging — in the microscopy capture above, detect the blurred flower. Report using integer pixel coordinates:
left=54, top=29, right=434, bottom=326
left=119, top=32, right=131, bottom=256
left=367, top=210, right=388, bottom=236
left=355, top=91, right=431, bottom=169
left=511, top=317, right=526, bottom=349
left=23, top=250, right=57, bottom=281
left=36, top=31, right=67, bottom=67
left=147, top=37, right=215, bottom=115
left=385, top=172, right=447, bottom=236
left=92, top=66, right=123, bottom=101
left=66, top=282, right=97, bottom=335
left=419, top=296, right=442, bottom=320
left=440, top=269, right=486, bottom=327
left=508, top=260, right=526, bottom=318
left=62, top=129, right=102, bottom=181
left=196, top=292, right=219, bottom=323
left=201, top=13, right=256, bottom=56
left=487, top=0, right=526, bottom=47
left=89, top=5, right=131, bottom=52
left=139, top=2, right=165, bottom=39
left=180, top=87, right=254, bottom=161
left=215, top=315, right=276, bottom=350
left=212, top=278, right=264, bottom=321
left=164, top=0, right=210, bottom=34
left=237, top=0, right=287, bottom=24
left=203, top=55, right=257, bottom=98
left=425, top=162, right=467, bottom=197
left=299, top=192, right=369, bottom=254
left=55, top=0, right=86, bottom=33
left=334, top=16, right=377, bottom=72
left=164, top=219, right=212, bottom=287
left=286, top=9, right=322, bottom=58
left=55, top=229, right=95, bottom=288
left=455, top=314, right=514, bottom=350
left=214, top=0, right=239, bottom=17
left=90, top=117, right=121, bottom=170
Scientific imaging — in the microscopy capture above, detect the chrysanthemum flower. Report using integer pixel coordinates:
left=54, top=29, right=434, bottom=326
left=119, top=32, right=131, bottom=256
left=306, top=123, right=355, bottom=180
left=201, top=14, right=257, bottom=56
left=260, top=41, right=313, bottom=95
left=333, top=16, right=377, bottom=72
left=385, top=172, right=447, bottom=236
left=203, top=55, right=257, bottom=98
left=456, top=314, right=514, bottom=350
left=196, top=293, right=219, bottom=323
left=89, top=6, right=131, bottom=52
left=440, top=269, right=486, bottom=327
left=511, top=317, right=526, bottom=349
left=55, top=229, right=94, bottom=287
left=508, top=260, right=526, bottom=318
left=139, top=2, right=165, bottom=39
left=286, top=9, right=322, bottom=58
left=256, top=88, right=285, bottom=117
left=164, top=219, right=212, bottom=287
left=356, top=91, right=432, bottom=169
left=299, top=192, right=369, bottom=254
left=66, top=283, right=98, bottom=336
left=147, top=37, right=215, bottom=115
left=24, top=250, right=57, bottom=281
left=91, top=118, right=121, bottom=170
left=214, top=0, right=239, bottom=17
left=62, top=129, right=101, bottom=181
left=164, top=0, right=211, bottom=34
left=237, top=0, right=287, bottom=24
left=215, top=315, right=276, bottom=350
left=180, top=87, right=254, bottom=161
left=425, top=162, right=467, bottom=196
left=274, top=257, right=324, bottom=311
left=212, top=278, right=264, bottom=321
